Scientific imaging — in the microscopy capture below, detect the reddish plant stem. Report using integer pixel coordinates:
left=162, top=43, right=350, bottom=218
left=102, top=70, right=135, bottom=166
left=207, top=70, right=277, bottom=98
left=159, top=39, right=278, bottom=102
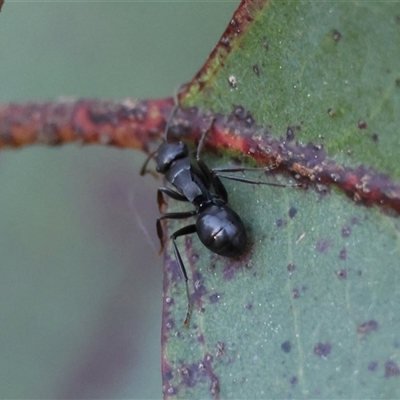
left=0, top=98, right=174, bottom=152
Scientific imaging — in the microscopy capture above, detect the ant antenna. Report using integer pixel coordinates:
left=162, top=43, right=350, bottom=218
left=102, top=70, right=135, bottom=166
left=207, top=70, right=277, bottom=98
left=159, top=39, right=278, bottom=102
left=163, top=86, right=183, bottom=142
left=139, top=149, right=158, bottom=177
left=140, top=87, right=182, bottom=177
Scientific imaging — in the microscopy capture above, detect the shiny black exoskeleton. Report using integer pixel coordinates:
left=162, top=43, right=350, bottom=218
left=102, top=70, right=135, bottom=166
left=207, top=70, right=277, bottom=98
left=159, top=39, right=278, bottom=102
left=156, top=140, right=247, bottom=258
left=142, top=124, right=297, bottom=326
left=141, top=133, right=253, bottom=325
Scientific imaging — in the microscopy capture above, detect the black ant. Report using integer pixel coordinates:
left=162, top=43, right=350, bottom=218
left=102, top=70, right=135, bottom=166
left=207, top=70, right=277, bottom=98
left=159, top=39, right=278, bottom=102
left=141, top=110, right=298, bottom=326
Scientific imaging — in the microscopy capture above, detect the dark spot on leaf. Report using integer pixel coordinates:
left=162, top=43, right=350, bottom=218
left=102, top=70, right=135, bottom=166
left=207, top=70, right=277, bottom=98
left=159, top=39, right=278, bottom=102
left=341, top=225, right=351, bottom=237
left=245, top=112, right=254, bottom=127
left=358, top=120, right=367, bottom=129
left=396, top=78, right=400, bottom=87
left=395, top=15, right=400, bottom=24
left=385, top=360, right=400, bottom=378
left=286, top=126, right=295, bottom=141
left=198, top=334, right=205, bottom=344
left=290, top=376, right=298, bottom=386
left=191, top=253, right=199, bottom=263
left=371, top=133, right=379, bottom=142
left=332, top=29, right=342, bottom=42
left=281, top=341, right=292, bottom=353
left=327, top=108, right=335, bottom=117
left=357, top=270, right=363, bottom=276
left=209, top=293, right=220, bottom=304
left=287, top=263, right=296, bottom=272
left=253, top=64, right=260, bottom=76
left=292, top=288, right=300, bottom=299
left=357, top=320, right=378, bottom=334
left=233, top=105, right=246, bottom=120
left=246, top=303, right=253, bottom=310
left=163, top=368, right=174, bottom=381
left=339, top=247, right=347, bottom=260
left=289, top=207, right=297, bottom=218
left=276, top=218, right=286, bottom=227
left=314, top=342, right=332, bottom=357
left=336, top=269, right=347, bottom=280
left=263, top=40, right=269, bottom=50
left=368, top=361, right=378, bottom=372
left=316, top=238, right=331, bottom=253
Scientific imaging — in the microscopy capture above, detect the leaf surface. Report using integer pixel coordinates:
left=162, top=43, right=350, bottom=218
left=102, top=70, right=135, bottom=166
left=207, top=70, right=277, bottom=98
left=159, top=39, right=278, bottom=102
left=162, top=1, right=400, bottom=398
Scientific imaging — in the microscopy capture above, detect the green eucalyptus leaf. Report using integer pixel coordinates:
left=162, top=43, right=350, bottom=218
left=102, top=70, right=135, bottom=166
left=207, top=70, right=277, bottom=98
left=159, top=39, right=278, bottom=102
left=162, top=1, right=400, bottom=398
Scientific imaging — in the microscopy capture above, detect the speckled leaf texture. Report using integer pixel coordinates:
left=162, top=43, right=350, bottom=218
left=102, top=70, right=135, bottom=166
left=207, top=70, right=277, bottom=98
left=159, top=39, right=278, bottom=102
left=161, top=1, right=400, bottom=399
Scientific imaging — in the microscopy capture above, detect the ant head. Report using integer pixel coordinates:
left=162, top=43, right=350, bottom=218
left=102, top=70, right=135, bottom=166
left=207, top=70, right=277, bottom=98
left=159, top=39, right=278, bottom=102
left=156, top=141, right=189, bottom=174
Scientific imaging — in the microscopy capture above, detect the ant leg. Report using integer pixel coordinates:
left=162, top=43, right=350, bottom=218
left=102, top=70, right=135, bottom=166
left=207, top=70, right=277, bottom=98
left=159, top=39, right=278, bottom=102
left=194, top=121, right=231, bottom=202
left=140, top=150, right=158, bottom=178
left=157, top=187, right=189, bottom=212
left=196, top=158, right=228, bottom=203
left=170, top=224, right=197, bottom=327
left=216, top=173, right=301, bottom=188
left=157, top=211, right=197, bottom=254
left=211, top=163, right=278, bottom=174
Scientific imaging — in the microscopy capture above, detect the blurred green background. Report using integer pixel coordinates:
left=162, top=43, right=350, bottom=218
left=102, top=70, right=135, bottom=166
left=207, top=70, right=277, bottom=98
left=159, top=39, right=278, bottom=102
left=0, top=1, right=237, bottom=398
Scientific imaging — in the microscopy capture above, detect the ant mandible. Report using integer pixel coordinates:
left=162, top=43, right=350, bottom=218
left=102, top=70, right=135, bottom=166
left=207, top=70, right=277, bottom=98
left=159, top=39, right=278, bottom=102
left=141, top=106, right=297, bottom=326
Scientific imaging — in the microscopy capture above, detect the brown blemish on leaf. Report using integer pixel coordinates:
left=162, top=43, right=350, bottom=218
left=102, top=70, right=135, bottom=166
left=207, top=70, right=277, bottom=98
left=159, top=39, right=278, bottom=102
left=209, top=293, right=221, bottom=304
left=358, top=120, right=367, bottom=129
left=336, top=269, right=347, bottom=280
left=292, top=288, right=300, bottom=299
left=368, top=361, right=378, bottom=372
left=177, top=354, right=220, bottom=400
left=314, top=342, right=332, bottom=357
left=275, top=218, right=286, bottom=227
left=252, top=64, right=260, bottom=76
left=339, top=247, right=347, bottom=260
left=287, top=263, right=296, bottom=272
left=385, top=360, right=400, bottom=378
left=341, top=225, right=351, bottom=238
left=357, top=320, right=378, bottom=334
left=281, top=340, right=292, bottom=353
left=316, top=238, right=331, bottom=253
left=332, top=29, right=342, bottom=42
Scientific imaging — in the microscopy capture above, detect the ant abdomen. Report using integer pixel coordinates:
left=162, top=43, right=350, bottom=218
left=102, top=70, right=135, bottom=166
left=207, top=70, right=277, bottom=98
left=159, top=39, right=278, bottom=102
left=196, top=204, right=247, bottom=257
